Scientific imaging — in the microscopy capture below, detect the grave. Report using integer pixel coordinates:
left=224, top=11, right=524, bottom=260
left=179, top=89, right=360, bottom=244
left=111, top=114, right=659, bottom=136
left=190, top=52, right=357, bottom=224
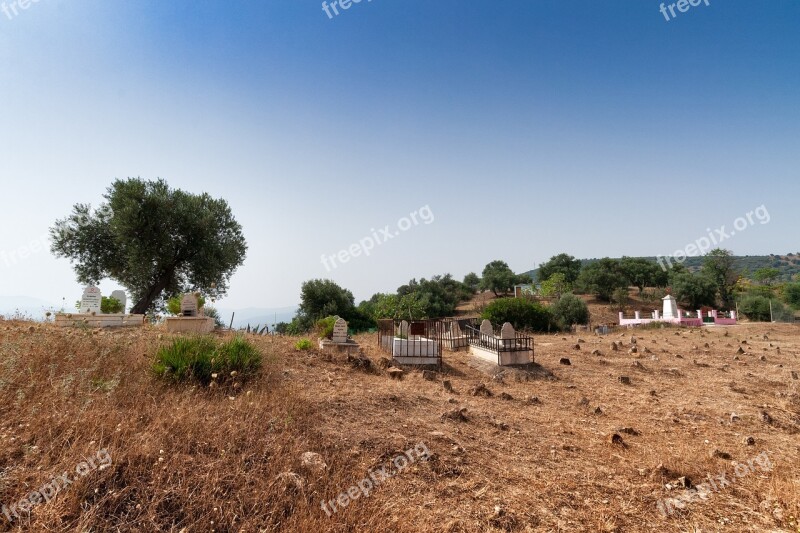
left=110, top=290, right=127, bottom=313
left=440, top=318, right=470, bottom=350
left=465, top=320, right=534, bottom=366
left=165, top=293, right=215, bottom=333
left=55, top=286, right=145, bottom=328
left=318, top=317, right=361, bottom=356
left=377, top=319, right=444, bottom=366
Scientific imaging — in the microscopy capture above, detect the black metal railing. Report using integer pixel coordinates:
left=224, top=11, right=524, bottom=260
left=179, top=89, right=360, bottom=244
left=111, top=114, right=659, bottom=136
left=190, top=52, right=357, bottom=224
left=464, top=325, right=533, bottom=353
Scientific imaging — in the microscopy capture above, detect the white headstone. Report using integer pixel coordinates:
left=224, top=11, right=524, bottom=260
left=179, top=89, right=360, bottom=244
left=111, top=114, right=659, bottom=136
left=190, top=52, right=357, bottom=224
left=662, top=295, right=678, bottom=319
left=80, top=286, right=102, bottom=314
left=450, top=321, right=463, bottom=337
left=332, top=318, right=348, bottom=343
left=500, top=322, right=515, bottom=340
left=181, top=293, right=198, bottom=317
left=398, top=320, right=409, bottom=337
left=110, top=290, right=127, bottom=314
left=479, top=319, right=494, bottom=337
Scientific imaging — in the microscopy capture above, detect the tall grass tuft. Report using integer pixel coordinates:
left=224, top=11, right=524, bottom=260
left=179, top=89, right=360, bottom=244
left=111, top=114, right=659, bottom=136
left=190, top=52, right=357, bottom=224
left=153, top=335, right=261, bottom=385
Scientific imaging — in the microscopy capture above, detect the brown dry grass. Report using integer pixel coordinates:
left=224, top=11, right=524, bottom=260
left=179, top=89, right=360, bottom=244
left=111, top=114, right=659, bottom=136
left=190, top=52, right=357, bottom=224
left=0, top=320, right=799, bottom=532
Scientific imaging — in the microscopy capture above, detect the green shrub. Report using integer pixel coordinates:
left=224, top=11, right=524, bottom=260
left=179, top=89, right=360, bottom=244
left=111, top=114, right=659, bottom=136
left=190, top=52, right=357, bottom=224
left=203, top=306, right=225, bottom=328
left=314, top=316, right=338, bottom=339
left=784, top=283, right=800, bottom=309
left=166, top=294, right=206, bottom=315
left=738, top=295, right=771, bottom=321
left=295, top=339, right=313, bottom=350
left=550, top=294, right=590, bottom=330
left=481, top=297, right=553, bottom=332
left=100, top=296, right=124, bottom=314
left=153, top=335, right=261, bottom=385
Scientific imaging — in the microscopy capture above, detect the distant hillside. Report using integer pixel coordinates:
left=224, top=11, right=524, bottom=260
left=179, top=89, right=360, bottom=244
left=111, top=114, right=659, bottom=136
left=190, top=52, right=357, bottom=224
left=523, top=254, right=800, bottom=282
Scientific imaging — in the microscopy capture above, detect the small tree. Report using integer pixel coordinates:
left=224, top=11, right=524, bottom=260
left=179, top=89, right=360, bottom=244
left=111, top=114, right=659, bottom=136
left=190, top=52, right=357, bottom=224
left=481, top=260, right=530, bottom=296
left=539, top=273, right=571, bottom=299
left=550, top=294, right=589, bottom=330
left=671, top=272, right=717, bottom=309
left=463, top=272, right=481, bottom=293
left=783, top=283, right=800, bottom=309
left=576, top=258, right=628, bottom=301
left=295, top=279, right=356, bottom=331
left=702, top=249, right=739, bottom=308
left=753, top=267, right=780, bottom=285
left=50, top=178, right=247, bottom=314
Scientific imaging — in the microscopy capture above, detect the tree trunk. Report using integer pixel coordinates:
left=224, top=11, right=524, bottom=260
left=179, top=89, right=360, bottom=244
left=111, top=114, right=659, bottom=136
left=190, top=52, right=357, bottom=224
left=130, top=272, right=173, bottom=315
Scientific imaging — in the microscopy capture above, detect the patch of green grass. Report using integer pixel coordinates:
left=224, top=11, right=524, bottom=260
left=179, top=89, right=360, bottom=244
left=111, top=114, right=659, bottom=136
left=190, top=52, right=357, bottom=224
left=295, top=338, right=313, bottom=350
left=153, top=335, right=261, bottom=385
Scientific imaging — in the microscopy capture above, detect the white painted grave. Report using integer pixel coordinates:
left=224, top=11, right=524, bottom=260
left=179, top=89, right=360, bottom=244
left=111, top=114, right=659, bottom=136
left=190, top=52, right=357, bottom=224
left=81, top=286, right=102, bottom=314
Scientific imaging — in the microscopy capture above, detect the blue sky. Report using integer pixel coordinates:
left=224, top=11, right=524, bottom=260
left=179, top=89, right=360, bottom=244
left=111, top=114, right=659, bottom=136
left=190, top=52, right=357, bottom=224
left=0, top=0, right=798, bottom=311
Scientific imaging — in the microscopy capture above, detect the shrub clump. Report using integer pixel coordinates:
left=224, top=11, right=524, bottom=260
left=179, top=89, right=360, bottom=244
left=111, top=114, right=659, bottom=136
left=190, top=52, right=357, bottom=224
left=153, top=335, right=261, bottom=385
left=295, top=339, right=313, bottom=350
left=481, top=298, right=553, bottom=332
left=314, top=316, right=338, bottom=339
left=550, top=294, right=590, bottom=330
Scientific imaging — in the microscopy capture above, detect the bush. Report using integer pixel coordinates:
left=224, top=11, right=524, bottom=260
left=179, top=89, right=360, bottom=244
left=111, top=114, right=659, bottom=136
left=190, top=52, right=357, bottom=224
left=153, top=335, right=261, bottom=385
left=295, top=339, right=313, bottom=350
left=550, top=294, right=589, bottom=329
left=166, top=294, right=206, bottom=316
left=314, top=316, right=338, bottom=339
left=738, top=295, right=771, bottom=321
left=784, top=283, right=800, bottom=309
left=481, top=297, right=553, bottom=332
left=203, top=306, right=225, bottom=328
left=101, top=296, right=124, bottom=314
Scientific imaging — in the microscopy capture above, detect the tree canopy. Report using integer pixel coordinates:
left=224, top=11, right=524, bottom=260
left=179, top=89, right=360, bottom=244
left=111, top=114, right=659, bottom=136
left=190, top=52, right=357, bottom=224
left=480, top=260, right=531, bottom=296
left=537, top=253, right=582, bottom=284
left=576, top=258, right=629, bottom=301
left=50, top=178, right=247, bottom=314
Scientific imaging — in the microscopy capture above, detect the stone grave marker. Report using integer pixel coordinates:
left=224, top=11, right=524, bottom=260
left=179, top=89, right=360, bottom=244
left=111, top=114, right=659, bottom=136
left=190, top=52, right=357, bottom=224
left=332, top=317, right=348, bottom=343
left=181, top=293, right=199, bottom=317
left=81, top=286, right=102, bottom=314
left=398, top=320, right=409, bottom=337
left=110, top=290, right=127, bottom=314
left=500, top=322, right=515, bottom=340
left=480, top=319, right=494, bottom=337
left=450, top=321, right=463, bottom=337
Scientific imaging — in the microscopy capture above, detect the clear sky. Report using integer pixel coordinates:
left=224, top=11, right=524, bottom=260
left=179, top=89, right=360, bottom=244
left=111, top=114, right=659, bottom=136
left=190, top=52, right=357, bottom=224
left=0, top=0, right=798, bottom=311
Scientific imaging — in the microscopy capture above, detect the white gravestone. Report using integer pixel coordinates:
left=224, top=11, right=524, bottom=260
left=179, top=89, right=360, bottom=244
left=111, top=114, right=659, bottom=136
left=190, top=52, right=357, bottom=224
left=450, top=321, right=463, bottom=337
left=480, top=319, right=494, bottom=337
left=398, top=320, right=409, bottom=337
left=181, top=294, right=199, bottom=317
left=110, top=290, right=127, bottom=314
left=332, top=318, right=348, bottom=343
left=499, top=322, right=515, bottom=340
left=81, top=286, right=102, bottom=314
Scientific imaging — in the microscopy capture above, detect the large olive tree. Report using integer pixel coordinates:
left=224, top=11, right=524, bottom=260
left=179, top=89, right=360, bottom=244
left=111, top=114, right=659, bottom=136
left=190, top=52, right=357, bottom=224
left=50, top=178, right=247, bottom=314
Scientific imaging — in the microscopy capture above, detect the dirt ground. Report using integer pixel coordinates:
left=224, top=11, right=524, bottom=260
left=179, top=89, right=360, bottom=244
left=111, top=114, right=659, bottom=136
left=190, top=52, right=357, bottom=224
left=0, top=320, right=798, bottom=531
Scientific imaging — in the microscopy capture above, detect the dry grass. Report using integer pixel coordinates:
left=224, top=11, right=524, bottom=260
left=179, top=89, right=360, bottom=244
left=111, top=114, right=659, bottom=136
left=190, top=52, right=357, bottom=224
left=0, top=320, right=798, bottom=531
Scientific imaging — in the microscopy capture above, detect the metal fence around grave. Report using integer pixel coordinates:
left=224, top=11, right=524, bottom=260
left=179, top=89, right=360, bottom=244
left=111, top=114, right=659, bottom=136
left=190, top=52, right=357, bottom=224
left=377, top=319, right=445, bottom=364
left=463, top=324, right=534, bottom=357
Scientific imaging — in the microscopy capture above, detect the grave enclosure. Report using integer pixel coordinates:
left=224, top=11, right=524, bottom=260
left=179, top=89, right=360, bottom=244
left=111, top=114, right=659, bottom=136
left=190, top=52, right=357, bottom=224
left=318, top=317, right=361, bottom=356
left=55, top=286, right=145, bottom=328
left=165, top=293, right=215, bottom=333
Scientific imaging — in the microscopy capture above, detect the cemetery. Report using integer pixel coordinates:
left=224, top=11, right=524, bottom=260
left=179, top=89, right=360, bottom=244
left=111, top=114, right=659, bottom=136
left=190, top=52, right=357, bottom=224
left=618, top=294, right=737, bottom=327
left=54, top=286, right=145, bottom=328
